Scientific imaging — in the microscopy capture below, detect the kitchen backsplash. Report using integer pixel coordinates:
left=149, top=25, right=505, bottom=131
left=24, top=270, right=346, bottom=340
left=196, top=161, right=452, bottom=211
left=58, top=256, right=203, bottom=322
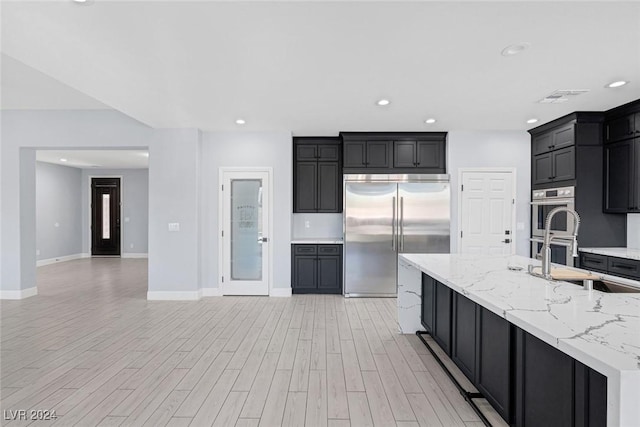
left=292, top=213, right=343, bottom=239
left=628, top=214, right=640, bottom=249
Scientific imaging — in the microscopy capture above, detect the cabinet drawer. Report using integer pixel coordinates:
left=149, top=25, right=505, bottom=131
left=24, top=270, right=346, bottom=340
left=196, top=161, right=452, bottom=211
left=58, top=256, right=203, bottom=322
left=293, top=245, right=317, bottom=255
left=579, top=252, right=608, bottom=272
left=607, top=256, right=640, bottom=279
left=318, top=245, right=341, bottom=255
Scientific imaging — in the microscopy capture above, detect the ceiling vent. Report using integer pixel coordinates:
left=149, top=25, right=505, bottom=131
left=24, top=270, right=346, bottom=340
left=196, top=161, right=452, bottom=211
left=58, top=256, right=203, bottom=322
left=538, top=89, right=590, bottom=104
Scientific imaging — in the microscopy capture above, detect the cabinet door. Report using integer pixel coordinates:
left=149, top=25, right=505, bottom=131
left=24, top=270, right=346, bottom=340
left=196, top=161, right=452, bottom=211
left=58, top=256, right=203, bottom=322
left=318, top=255, right=342, bottom=293
left=317, top=144, right=340, bottom=161
left=317, top=162, right=341, bottom=213
left=517, top=330, right=574, bottom=427
left=433, top=281, right=452, bottom=355
left=532, top=153, right=553, bottom=186
left=604, top=140, right=633, bottom=212
left=605, top=114, right=634, bottom=143
left=393, top=141, right=416, bottom=168
left=477, top=307, right=512, bottom=423
left=296, top=144, right=317, bottom=161
left=532, top=132, right=554, bottom=156
left=416, top=140, right=445, bottom=169
left=452, top=293, right=477, bottom=383
left=293, top=255, right=317, bottom=291
left=421, top=274, right=435, bottom=332
left=343, top=142, right=367, bottom=168
left=633, top=139, right=640, bottom=212
left=366, top=141, right=391, bottom=168
left=294, top=162, right=317, bottom=212
left=552, top=146, right=575, bottom=181
left=552, top=124, right=574, bottom=150
left=579, top=252, right=608, bottom=273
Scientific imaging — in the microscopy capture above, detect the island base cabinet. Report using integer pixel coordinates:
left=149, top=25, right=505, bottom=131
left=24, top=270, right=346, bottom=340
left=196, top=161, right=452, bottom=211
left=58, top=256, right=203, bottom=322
left=451, top=293, right=477, bottom=383
left=421, top=274, right=435, bottom=333
left=477, top=307, right=513, bottom=424
left=433, top=280, right=452, bottom=355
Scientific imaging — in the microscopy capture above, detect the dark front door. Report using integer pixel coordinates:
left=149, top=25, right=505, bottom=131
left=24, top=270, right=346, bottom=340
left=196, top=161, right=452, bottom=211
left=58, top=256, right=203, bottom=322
left=91, top=178, right=121, bottom=256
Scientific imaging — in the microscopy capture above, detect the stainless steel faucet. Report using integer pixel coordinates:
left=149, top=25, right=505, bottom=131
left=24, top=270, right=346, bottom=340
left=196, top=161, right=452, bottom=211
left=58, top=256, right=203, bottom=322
left=540, top=206, right=581, bottom=279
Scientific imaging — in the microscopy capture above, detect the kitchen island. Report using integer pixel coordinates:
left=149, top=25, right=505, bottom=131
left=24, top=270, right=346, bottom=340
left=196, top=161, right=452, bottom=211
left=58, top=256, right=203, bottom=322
left=398, top=253, right=640, bottom=427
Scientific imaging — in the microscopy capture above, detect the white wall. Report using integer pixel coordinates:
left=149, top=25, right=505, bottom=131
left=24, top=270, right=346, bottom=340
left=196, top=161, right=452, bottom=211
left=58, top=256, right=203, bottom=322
left=628, top=214, right=640, bottom=249
left=36, top=162, right=83, bottom=261
left=200, top=131, right=292, bottom=291
left=81, top=169, right=149, bottom=255
left=1, top=110, right=152, bottom=292
left=447, top=130, right=531, bottom=256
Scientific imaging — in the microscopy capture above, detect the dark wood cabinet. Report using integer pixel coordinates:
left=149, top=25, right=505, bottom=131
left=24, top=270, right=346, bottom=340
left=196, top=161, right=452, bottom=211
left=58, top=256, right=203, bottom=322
left=604, top=139, right=638, bottom=213
left=531, top=140, right=575, bottom=185
left=516, top=330, right=575, bottom=427
left=579, top=251, right=640, bottom=280
left=343, top=140, right=390, bottom=169
left=578, top=252, right=608, bottom=274
left=532, top=123, right=574, bottom=155
left=293, top=137, right=342, bottom=213
left=477, top=307, right=513, bottom=423
left=292, top=244, right=342, bottom=294
left=421, top=273, right=606, bottom=426
left=433, top=280, right=452, bottom=355
left=451, top=292, right=477, bottom=382
left=341, top=132, right=446, bottom=173
left=421, top=274, right=435, bottom=333
left=604, top=112, right=640, bottom=144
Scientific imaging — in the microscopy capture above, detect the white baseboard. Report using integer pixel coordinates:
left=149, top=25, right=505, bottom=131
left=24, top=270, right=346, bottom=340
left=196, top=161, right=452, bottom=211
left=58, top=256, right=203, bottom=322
left=37, top=253, right=89, bottom=267
left=122, top=253, right=148, bottom=259
left=201, top=287, right=223, bottom=297
left=147, top=290, right=202, bottom=301
left=270, top=287, right=292, bottom=297
left=0, top=286, right=38, bottom=300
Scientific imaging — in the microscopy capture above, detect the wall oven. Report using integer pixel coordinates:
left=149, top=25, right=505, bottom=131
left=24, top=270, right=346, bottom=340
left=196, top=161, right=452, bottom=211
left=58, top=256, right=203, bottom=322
left=531, top=186, right=576, bottom=238
left=530, top=238, right=575, bottom=267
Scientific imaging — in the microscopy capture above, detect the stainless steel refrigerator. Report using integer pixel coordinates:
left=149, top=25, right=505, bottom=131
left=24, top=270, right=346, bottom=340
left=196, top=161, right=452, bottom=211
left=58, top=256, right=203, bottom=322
left=343, top=174, right=450, bottom=297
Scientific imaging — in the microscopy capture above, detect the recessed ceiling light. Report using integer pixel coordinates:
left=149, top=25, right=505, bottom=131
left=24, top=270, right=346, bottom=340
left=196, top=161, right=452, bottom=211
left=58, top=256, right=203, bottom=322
left=527, top=118, right=539, bottom=124
left=235, top=119, right=246, bottom=125
left=425, top=118, right=437, bottom=124
left=59, top=158, right=68, bottom=162
left=376, top=99, right=390, bottom=106
left=501, top=42, right=530, bottom=57
left=606, top=80, right=628, bottom=88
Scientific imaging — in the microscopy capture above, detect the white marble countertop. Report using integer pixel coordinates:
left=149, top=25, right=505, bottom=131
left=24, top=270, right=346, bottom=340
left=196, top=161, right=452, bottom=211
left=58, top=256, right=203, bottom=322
left=399, top=253, right=640, bottom=426
left=580, top=247, right=640, bottom=261
left=291, top=238, right=343, bottom=244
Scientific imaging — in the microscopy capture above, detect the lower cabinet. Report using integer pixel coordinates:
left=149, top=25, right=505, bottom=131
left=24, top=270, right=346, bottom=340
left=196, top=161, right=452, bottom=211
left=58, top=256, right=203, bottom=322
left=292, top=245, right=342, bottom=294
left=420, top=273, right=606, bottom=426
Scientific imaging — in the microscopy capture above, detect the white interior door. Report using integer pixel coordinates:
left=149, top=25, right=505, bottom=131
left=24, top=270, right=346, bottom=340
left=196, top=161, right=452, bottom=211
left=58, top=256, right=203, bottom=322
left=221, top=170, right=270, bottom=295
left=460, top=170, right=515, bottom=255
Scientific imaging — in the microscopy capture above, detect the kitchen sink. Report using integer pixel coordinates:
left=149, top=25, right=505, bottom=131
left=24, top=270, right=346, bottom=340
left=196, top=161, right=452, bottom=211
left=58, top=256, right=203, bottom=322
left=561, top=279, right=640, bottom=293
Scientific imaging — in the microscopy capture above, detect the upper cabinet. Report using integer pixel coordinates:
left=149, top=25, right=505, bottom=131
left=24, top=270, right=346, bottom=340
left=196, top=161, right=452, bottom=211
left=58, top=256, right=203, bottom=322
left=603, top=100, right=640, bottom=213
left=293, top=137, right=342, bottom=213
left=341, top=132, right=447, bottom=174
left=528, top=113, right=603, bottom=190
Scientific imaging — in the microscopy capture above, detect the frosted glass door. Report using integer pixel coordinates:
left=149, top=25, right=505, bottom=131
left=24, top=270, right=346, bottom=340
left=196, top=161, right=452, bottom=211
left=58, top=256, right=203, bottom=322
left=222, top=170, right=270, bottom=295
left=230, top=179, right=263, bottom=281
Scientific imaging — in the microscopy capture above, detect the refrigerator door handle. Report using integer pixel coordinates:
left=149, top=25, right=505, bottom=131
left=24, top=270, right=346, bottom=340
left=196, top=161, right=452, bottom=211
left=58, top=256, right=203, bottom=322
left=392, top=196, right=396, bottom=250
left=400, top=196, right=405, bottom=251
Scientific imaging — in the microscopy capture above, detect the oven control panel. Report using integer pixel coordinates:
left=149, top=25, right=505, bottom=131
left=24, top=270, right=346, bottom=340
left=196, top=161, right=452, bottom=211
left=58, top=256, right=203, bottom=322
left=532, top=186, right=574, bottom=200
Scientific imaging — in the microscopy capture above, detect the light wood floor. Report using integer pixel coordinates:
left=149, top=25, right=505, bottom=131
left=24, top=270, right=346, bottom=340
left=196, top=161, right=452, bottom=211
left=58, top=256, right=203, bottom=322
left=1, top=259, right=505, bottom=427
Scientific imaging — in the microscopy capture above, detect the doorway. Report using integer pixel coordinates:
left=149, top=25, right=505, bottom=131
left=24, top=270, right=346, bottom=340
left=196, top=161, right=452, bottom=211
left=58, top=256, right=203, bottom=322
left=459, top=169, right=516, bottom=255
left=220, top=169, right=271, bottom=295
left=91, top=177, right=121, bottom=256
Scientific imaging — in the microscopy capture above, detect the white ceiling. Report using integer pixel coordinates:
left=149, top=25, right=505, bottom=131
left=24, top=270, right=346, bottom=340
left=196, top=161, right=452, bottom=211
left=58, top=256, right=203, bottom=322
left=2, top=1, right=639, bottom=134
left=36, top=150, right=149, bottom=169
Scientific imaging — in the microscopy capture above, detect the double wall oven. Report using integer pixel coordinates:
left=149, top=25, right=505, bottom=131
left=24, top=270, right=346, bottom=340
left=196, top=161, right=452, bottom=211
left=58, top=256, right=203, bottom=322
left=530, top=186, right=576, bottom=266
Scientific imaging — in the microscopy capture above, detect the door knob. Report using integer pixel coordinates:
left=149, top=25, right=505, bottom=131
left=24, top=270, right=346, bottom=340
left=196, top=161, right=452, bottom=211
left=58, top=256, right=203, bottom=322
left=502, top=239, right=511, bottom=244
left=257, top=237, right=268, bottom=243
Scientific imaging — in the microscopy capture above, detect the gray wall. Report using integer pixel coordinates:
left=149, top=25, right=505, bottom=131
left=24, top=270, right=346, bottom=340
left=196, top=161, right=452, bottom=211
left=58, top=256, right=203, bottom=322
left=81, top=169, right=149, bottom=255
left=36, top=162, right=83, bottom=261
left=1, top=110, right=152, bottom=292
left=200, top=131, right=292, bottom=291
left=292, top=213, right=343, bottom=239
left=447, top=130, right=531, bottom=256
